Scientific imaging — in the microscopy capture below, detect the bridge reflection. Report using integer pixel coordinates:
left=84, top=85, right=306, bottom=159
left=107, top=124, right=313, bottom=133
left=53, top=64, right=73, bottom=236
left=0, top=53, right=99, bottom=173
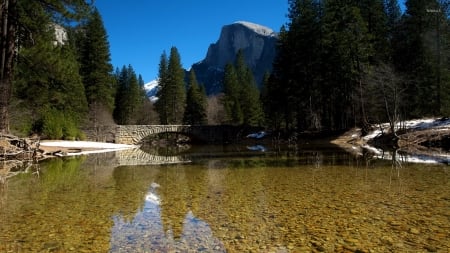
left=115, top=148, right=191, bottom=166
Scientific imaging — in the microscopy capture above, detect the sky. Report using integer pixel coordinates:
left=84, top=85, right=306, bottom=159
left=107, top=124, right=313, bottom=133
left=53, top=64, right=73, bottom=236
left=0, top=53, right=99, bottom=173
left=94, top=1, right=289, bottom=83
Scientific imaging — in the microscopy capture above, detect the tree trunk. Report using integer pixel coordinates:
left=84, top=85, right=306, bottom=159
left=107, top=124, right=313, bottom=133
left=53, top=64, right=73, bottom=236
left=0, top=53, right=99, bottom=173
left=0, top=0, right=17, bottom=134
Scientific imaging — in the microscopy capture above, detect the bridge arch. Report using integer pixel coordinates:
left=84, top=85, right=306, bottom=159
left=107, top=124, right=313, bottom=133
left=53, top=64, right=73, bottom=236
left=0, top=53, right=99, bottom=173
left=115, top=125, right=244, bottom=145
left=115, top=125, right=192, bottom=145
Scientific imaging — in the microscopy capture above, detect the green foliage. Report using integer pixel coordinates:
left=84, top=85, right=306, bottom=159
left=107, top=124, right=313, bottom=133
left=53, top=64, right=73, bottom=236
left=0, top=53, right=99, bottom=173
left=392, top=0, right=445, bottom=116
left=41, top=108, right=84, bottom=140
left=222, top=50, right=264, bottom=127
left=155, top=47, right=186, bottom=124
left=155, top=51, right=169, bottom=124
left=78, top=8, right=115, bottom=112
left=267, top=0, right=450, bottom=133
left=183, top=70, right=207, bottom=125
left=14, top=22, right=88, bottom=137
left=223, top=63, right=243, bottom=124
left=42, top=109, right=64, bottom=139
left=113, top=65, right=147, bottom=124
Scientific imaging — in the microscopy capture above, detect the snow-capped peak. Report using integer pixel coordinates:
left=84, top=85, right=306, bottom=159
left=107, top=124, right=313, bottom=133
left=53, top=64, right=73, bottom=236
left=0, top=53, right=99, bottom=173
left=144, top=79, right=158, bottom=91
left=234, top=21, right=277, bottom=37
left=144, top=79, right=159, bottom=102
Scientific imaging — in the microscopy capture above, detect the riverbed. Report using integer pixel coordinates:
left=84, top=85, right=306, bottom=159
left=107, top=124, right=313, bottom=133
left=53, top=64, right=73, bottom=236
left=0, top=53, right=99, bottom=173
left=0, top=145, right=449, bottom=252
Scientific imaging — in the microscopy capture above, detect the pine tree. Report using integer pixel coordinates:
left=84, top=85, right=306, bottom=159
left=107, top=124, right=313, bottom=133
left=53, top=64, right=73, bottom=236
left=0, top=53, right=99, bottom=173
left=167, top=47, right=186, bottom=124
left=113, top=66, right=129, bottom=124
left=222, top=63, right=243, bottom=124
left=358, top=0, right=389, bottom=62
left=113, top=65, right=146, bottom=125
left=392, top=0, right=441, bottom=117
left=321, top=0, right=371, bottom=130
left=222, top=50, right=264, bottom=126
left=240, top=68, right=264, bottom=127
left=78, top=8, right=115, bottom=124
left=183, top=70, right=207, bottom=125
left=286, top=0, right=323, bottom=130
left=14, top=39, right=88, bottom=137
left=155, top=47, right=186, bottom=124
left=267, top=26, right=294, bottom=130
left=0, top=0, right=90, bottom=133
left=155, top=51, right=169, bottom=124
left=385, top=0, right=402, bottom=37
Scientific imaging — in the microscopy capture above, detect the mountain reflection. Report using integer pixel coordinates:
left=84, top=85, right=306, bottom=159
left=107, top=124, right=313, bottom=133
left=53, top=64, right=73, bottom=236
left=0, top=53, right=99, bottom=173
left=110, top=183, right=226, bottom=252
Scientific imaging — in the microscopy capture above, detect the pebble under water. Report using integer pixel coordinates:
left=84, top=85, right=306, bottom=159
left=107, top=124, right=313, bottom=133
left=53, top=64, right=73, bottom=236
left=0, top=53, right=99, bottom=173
left=0, top=148, right=449, bottom=252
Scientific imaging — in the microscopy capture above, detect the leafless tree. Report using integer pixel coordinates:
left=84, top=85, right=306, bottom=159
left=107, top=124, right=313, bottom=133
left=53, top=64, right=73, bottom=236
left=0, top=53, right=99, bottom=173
left=366, top=64, right=406, bottom=135
left=206, top=94, right=226, bottom=125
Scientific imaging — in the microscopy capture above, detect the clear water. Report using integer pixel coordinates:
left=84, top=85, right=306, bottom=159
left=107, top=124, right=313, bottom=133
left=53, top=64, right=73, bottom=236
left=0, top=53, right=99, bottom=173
left=0, top=145, right=449, bottom=252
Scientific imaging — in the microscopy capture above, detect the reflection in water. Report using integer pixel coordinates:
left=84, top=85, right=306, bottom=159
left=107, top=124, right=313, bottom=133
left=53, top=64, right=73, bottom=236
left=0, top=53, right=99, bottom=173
left=246, top=144, right=267, bottom=152
left=110, top=182, right=226, bottom=252
left=0, top=146, right=449, bottom=252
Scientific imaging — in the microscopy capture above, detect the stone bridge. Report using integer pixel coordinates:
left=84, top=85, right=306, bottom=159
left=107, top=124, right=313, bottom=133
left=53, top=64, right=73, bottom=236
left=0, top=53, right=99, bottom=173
left=115, top=125, right=245, bottom=145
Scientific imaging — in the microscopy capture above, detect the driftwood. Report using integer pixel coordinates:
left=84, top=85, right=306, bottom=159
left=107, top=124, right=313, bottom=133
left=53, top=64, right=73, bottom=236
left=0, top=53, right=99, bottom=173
left=0, top=134, right=42, bottom=182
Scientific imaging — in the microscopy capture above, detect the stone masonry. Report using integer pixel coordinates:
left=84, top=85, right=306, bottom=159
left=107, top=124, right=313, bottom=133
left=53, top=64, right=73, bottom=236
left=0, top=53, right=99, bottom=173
left=115, top=125, right=244, bottom=145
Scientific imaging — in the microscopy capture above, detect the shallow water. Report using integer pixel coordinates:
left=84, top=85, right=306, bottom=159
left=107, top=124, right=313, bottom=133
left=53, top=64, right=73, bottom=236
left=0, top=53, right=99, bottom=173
left=0, top=146, right=449, bottom=252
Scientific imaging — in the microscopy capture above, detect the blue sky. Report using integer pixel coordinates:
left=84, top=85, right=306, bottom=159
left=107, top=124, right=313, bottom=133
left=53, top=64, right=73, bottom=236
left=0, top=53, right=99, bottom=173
left=95, top=1, right=289, bottom=83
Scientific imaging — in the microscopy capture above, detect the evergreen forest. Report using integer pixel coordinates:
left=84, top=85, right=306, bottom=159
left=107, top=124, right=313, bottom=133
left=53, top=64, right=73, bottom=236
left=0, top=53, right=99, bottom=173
left=264, top=0, right=450, bottom=134
left=1, top=0, right=449, bottom=139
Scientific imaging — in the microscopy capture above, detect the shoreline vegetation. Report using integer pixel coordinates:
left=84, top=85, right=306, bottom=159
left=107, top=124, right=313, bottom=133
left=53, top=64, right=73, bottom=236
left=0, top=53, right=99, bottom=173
left=1, top=118, right=449, bottom=180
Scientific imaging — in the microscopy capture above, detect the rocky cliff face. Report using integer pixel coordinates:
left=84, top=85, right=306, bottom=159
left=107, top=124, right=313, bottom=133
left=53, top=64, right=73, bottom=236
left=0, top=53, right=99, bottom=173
left=191, top=21, right=278, bottom=95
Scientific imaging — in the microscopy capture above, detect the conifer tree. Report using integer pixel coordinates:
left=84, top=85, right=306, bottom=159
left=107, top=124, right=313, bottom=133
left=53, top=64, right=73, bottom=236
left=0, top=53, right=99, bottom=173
left=78, top=8, right=115, bottom=124
left=183, top=70, right=207, bottom=125
left=321, top=0, right=371, bottom=130
left=155, top=47, right=186, bottom=124
left=223, top=63, right=243, bottom=124
left=286, top=0, right=323, bottom=130
left=113, top=65, right=145, bottom=125
left=0, top=0, right=90, bottom=133
left=240, top=68, right=265, bottom=127
left=266, top=26, right=294, bottom=130
left=358, top=0, right=389, bottom=62
left=222, top=50, right=264, bottom=126
left=155, top=51, right=169, bottom=124
left=392, top=0, right=442, bottom=116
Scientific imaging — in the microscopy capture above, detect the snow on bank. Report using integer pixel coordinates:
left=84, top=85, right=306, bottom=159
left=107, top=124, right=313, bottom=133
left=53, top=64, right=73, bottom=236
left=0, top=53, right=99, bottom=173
left=362, top=117, right=450, bottom=164
left=363, top=117, right=450, bottom=141
left=39, top=141, right=138, bottom=156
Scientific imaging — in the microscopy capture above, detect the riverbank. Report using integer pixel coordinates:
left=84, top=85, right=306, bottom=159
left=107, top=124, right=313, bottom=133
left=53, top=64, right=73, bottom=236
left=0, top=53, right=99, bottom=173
left=331, top=117, right=450, bottom=164
left=2, top=117, right=450, bottom=164
left=0, top=138, right=137, bottom=180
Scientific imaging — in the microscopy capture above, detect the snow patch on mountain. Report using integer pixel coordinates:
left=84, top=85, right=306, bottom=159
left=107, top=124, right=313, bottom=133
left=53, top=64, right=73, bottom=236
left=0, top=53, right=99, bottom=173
left=144, top=79, right=159, bottom=102
left=234, top=21, right=277, bottom=37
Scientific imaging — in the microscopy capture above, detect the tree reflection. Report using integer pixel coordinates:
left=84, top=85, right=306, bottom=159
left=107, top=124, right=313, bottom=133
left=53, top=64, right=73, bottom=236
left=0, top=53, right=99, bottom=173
left=110, top=181, right=226, bottom=252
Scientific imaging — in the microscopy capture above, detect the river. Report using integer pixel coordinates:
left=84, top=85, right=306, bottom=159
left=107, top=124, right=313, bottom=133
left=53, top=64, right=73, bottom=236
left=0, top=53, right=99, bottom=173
left=0, top=144, right=449, bottom=252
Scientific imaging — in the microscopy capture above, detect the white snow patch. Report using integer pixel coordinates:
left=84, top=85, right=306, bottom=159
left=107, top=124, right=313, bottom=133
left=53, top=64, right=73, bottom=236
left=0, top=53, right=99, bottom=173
left=362, top=117, right=450, bottom=164
left=144, top=79, right=159, bottom=91
left=144, top=79, right=159, bottom=102
left=40, top=141, right=137, bottom=156
left=234, top=21, right=277, bottom=37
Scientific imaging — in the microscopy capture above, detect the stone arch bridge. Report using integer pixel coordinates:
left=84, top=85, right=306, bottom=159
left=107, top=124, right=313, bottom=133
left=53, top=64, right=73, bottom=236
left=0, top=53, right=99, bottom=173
left=115, top=125, right=245, bottom=145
